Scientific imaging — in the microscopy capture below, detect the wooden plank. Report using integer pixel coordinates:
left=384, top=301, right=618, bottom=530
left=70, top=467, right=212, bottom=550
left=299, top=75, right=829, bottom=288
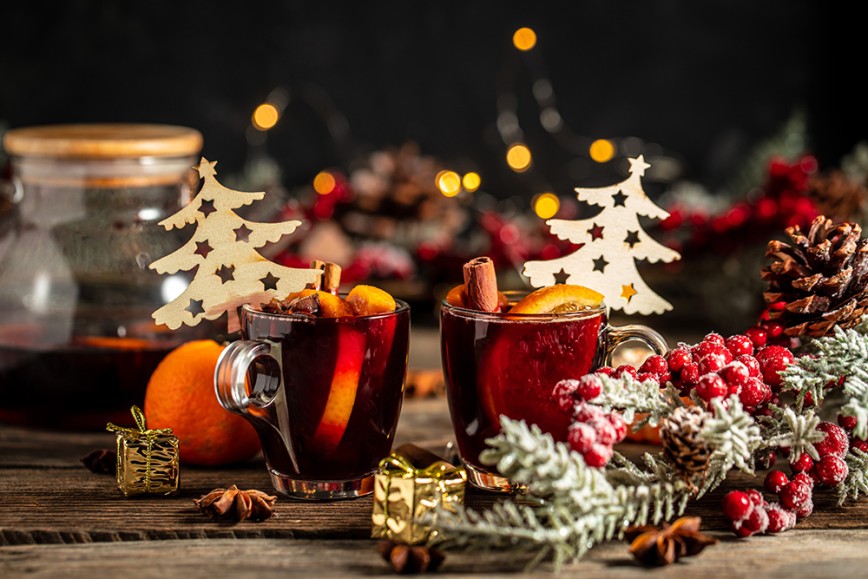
left=4, top=531, right=868, bottom=578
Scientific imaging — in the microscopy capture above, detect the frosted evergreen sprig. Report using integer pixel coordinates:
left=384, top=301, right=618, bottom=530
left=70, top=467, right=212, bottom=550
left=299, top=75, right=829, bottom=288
left=764, top=407, right=824, bottom=461
left=590, top=374, right=681, bottom=426
left=781, top=326, right=868, bottom=431
left=697, top=396, right=762, bottom=475
left=838, top=448, right=868, bottom=505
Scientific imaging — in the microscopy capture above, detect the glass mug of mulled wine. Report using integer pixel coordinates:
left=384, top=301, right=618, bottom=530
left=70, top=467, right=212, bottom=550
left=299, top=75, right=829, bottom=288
left=215, top=301, right=410, bottom=500
left=440, top=290, right=667, bottom=492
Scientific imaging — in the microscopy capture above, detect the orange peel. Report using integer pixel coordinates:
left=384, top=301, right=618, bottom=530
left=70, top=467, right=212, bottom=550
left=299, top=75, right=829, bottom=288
left=444, top=283, right=509, bottom=311
left=346, top=285, right=396, bottom=316
left=509, top=284, right=604, bottom=314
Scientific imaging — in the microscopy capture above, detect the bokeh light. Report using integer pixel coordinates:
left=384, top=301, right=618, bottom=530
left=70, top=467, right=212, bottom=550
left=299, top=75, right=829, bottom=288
left=533, top=193, right=560, bottom=219
left=589, top=139, right=616, bottom=163
left=462, top=172, right=481, bottom=192
left=506, top=143, right=532, bottom=172
left=313, top=171, right=336, bottom=195
left=513, top=27, right=537, bottom=51
left=437, top=170, right=462, bottom=197
left=252, top=103, right=279, bottom=131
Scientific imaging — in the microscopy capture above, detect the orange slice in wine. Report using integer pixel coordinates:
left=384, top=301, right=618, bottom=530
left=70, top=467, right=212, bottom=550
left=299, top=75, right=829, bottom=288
left=311, top=325, right=366, bottom=451
left=444, top=283, right=510, bottom=311
left=346, top=285, right=396, bottom=316
left=509, top=284, right=604, bottom=314
left=292, top=289, right=354, bottom=317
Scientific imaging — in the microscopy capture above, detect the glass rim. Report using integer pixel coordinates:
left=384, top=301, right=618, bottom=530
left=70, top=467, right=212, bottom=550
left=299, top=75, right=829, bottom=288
left=241, top=297, right=410, bottom=321
left=441, top=289, right=606, bottom=321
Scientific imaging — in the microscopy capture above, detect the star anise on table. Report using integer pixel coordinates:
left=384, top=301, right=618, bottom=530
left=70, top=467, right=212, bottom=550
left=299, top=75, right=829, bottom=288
left=194, top=485, right=277, bottom=522
left=377, top=540, right=445, bottom=574
left=624, top=516, right=718, bottom=567
left=80, top=448, right=117, bottom=474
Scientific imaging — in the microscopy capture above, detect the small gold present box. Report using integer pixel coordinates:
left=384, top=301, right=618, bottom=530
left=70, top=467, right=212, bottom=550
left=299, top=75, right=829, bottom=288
left=372, top=444, right=466, bottom=545
left=106, top=406, right=179, bottom=497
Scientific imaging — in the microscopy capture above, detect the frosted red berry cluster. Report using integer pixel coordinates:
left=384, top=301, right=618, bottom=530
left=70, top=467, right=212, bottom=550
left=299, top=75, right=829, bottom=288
left=554, top=378, right=627, bottom=467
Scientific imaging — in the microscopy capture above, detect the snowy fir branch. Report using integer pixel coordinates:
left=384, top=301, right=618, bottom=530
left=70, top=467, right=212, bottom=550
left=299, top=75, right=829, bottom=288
left=839, top=448, right=868, bottom=505
left=697, top=397, right=762, bottom=475
left=762, top=406, right=824, bottom=462
left=591, top=374, right=682, bottom=426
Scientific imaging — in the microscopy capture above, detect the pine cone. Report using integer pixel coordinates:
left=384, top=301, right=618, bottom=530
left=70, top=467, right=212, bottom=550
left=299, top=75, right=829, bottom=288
left=661, top=406, right=711, bottom=487
left=806, top=171, right=868, bottom=222
left=762, top=215, right=868, bottom=337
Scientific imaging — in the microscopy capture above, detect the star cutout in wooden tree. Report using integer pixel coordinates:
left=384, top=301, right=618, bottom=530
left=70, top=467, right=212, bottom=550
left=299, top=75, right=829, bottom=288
left=260, top=272, right=280, bottom=291
left=198, top=199, right=217, bottom=218
left=588, top=223, right=605, bottom=241
left=553, top=268, right=571, bottom=284
left=234, top=224, right=253, bottom=242
left=593, top=256, right=609, bottom=273
left=621, top=284, right=638, bottom=302
left=185, top=298, right=205, bottom=317
left=612, top=190, right=628, bottom=207
left=194, top=240, right=213, bottom=259
left=216, top=264, right=235, bottom=284
left=624, top=230, right=641, bottom=248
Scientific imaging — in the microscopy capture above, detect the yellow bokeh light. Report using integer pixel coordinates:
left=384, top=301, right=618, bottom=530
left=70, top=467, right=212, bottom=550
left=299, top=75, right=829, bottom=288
left=437, top=170, right=462, bottom=197
left=462, top=172, right=481, bottom=192
left=589, top=139, right=616, bottom=163
left=313, top=171, right=336, bottom=195
left=506, top=143, right=532, bottom=172
left=252, top=103, right=279, bottom=131
left=533, top=193, right=560, bottom=219
left=513, top=27, right=537, bottom=51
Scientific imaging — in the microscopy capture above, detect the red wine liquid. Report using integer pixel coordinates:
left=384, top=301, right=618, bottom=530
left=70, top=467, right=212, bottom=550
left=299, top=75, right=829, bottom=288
left=244, top=310, right=409, bottom=481
left=441, top=307, right=606, bottom=468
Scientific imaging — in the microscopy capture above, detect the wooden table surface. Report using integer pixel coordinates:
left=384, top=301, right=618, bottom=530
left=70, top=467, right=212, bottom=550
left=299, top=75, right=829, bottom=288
left=3, top=395, right=868, bottom=579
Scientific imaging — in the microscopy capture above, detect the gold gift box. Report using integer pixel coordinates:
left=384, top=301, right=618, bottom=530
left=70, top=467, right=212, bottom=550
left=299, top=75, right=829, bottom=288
left=372, top=444, right=466, bottom=545
left=107, top=406, right=180, bottom=497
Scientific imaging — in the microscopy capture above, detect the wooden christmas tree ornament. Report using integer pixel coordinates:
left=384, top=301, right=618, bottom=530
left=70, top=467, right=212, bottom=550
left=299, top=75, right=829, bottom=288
left=150, top=158, right=321, bottom=331
left=523, top=156, right=681, bottom=315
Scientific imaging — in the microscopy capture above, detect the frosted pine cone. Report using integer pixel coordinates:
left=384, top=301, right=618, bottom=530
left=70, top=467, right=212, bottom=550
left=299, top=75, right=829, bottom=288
left=661, top=406, right=712, bottom=487
left=762, top=215, right=868, bottom=338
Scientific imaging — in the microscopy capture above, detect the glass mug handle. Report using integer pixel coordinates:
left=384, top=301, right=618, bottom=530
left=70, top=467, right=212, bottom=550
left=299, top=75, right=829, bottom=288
left=604, top=324, right=669, bottom=365
left=214, top=340, right=280, bottom=415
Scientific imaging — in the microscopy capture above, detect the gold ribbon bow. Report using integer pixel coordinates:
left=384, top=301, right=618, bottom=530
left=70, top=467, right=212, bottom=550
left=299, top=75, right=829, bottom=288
left=106, top=405, right=174, bottom=439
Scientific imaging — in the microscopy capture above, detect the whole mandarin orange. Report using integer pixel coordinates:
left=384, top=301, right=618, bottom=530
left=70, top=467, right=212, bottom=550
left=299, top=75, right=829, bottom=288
left=144, top=340, right=260, bottom=466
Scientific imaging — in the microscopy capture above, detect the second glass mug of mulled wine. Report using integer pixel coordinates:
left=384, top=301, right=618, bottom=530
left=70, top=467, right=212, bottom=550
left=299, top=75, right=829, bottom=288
left=215, top=301, right=410, bottom=500
left=440, top=290, right=667, bottom=492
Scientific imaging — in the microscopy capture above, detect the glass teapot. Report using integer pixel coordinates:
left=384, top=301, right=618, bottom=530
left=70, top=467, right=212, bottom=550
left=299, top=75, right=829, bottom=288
left=0, top=124, right=215, bottom=429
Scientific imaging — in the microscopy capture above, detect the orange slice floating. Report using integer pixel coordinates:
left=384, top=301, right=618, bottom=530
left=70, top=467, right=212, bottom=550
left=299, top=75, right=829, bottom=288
left=292, top=289, right=354, bottom=317
left=346, top=285, right=396, bottom=316
left=444, top=283, right=510, bottom=311
left=311, top=325, right=367, bottom=451
left=509, top=284, right=604, bottom=314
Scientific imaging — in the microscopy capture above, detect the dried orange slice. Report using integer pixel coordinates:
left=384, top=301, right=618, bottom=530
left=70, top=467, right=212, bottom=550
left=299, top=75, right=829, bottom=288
left=346, top=285, right=396, bottom=316
left=509, top=284, right=604, bottom=314
left=311, top=326, right=366, bottom=451
left=444, top=284, right=510, bottom=310
left=293, top=289, right=354, bottom=317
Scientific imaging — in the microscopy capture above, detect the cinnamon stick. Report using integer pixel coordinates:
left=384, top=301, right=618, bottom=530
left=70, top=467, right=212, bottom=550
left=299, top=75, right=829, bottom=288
left=322, top=262, right=342, bottom=294
left=463, top=256, right=499, bottom=312
left=308, top=260, right=326, bottom=290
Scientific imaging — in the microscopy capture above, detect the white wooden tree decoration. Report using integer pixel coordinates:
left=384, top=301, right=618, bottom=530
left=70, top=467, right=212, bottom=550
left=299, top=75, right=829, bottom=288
left=150, top=158, right=320, bottom=331
left=523, top=156, right=681, bottom=315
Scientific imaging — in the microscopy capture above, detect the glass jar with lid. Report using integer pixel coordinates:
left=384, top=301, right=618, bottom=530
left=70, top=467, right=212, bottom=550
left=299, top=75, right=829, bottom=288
left=0, top=124, right=216, bottom=429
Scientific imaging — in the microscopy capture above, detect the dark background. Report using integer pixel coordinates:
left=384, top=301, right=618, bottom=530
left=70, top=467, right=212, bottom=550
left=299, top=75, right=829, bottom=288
left=1, top=0, right=864, bottom=197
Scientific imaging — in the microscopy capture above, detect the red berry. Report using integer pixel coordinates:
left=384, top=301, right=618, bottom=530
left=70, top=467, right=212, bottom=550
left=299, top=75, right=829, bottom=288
left=766, top=504, right=795, bottom=533
left=852, top=439, right=868, bottom=453
left=553, top=379, right=579, bottom=412
left=792, top=471, right=815, bottom=489
left=593, top=419, right=618, bottom=446
left=731, top=520, right=754, bottom=538
left=736, top=354, right=762, bottom=378
left=694, top=341, right=732, bottom=364
left=567, top=422, right=597, bottom=453
left=637, top=372, right=658, bottom=384
left=790, top=452, right=814, bottom=473
left=726, top=334, right=754, bottom=357
left=720, top=361, right=750, bottom=388
left=696, top=373, right=728, bottom=402
left=576, top=374, right=603, bottom=401
left=838, top=414, right=858, bottom=431
left=639, top=354, right=668, bottom=376
left=742, top=505, right=769, bottom=534
left=793, top=498, right=814, bottom=519
left=813, top=455, right=849, bottom=486
left=779, top=481, right=811, bottom=511
left=582, top=443, right=613, bottom=468
left=755, top=345, right=795, bottom=389
left=814, top=422, right=849, bottom=457
left=666, top=348, right=692, bottom=372
left=740, top=377, right=771, bottom=409
left=614, top=365, right=638, bottom=380
left=745, top=326, right=768, bottom=348
left=698, top=354, right=726, bottom=375
left=596, top=366, right=615, bottom=376
left=680, top=363, right=700, bottom=387
left=606, top=413, right=628, bottom=442
left=722, top=491, right=753, bottom=522
left=573, top=402, right=602, bottom=422
left=745, top=489, right=764, bottom=507
left=704, top=333, right=726, bottom=347
left=764, top=470, right=789, bottom=494
left=763, top=321, right=785, bottom=339
left=656, top=370, right=672, bottom=385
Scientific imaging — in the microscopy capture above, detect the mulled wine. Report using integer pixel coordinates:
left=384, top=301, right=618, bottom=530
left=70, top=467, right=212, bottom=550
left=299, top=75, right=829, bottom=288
left=216, top=299, right=410, bottom=500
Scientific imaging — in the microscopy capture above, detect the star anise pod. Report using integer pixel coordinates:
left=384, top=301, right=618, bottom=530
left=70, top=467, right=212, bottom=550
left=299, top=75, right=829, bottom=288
left=194, top=485, right=277, bottom=522
left=80, top=448, right=117, bottom=474
left=624, top=516, right=717, bottom=567
left=377, top=540, right=445, bottom=574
